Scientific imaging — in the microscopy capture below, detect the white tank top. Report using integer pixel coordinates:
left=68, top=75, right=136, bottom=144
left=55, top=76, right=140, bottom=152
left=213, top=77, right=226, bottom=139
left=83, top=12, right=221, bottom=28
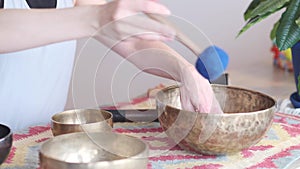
left=0, top=0, right=76, bottom=131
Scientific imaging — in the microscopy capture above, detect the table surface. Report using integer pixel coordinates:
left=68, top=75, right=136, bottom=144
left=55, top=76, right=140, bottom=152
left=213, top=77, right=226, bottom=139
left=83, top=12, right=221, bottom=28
left=2, top=109, right=300, bottom=169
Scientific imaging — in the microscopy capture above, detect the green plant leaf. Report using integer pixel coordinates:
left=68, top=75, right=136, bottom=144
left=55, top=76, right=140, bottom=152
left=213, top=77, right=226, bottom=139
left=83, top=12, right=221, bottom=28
left=246, top=0, right=289, bottom=20
left=276, top=24, right=300, bottom=50
left=239, top=0, right=287, bottom=38
left=237, top=14, right=270, bottom=37
left=276, top=0, right=300, bottom=50
left=270, top=21, right=280, bottom=41
left=244, top=0, right=265, bottom=20
left=296, top=16, right=300, bottom=26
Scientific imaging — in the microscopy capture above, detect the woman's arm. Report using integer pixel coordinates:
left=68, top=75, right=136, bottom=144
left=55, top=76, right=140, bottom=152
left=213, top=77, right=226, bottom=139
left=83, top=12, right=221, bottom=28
left=0, top=6, right=97, bottom=53
left=110, top=39, right=190, bottom=81
left=84, top=0, right=222, bottom=113
left=96, top=35, right=222, bottom=113
left=85, top=0, right=221, bottom=114
left=74, top=0, right=107, bottom=6
left=0, top=0, right=173, bottom=53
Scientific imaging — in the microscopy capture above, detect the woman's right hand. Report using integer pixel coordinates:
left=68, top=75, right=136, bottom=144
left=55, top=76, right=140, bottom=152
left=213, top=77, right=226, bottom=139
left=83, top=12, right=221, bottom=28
left=93, top=0, right=175, bottom=43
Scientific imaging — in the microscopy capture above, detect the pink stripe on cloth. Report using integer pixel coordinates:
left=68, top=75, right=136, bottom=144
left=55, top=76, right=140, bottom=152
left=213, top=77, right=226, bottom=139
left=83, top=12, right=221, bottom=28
left=13, top=125, right=51, bottom=141
left=189, top=164, right=223, bottom=169
left=275, top=112, right=300, bottom=121
left=149, top=154, right=217, bottom=161
left=246, top=145, right=300, bottom=169
left=241, top=145, right=274, bottom=158
left=4, top=147, right=16, bottom=164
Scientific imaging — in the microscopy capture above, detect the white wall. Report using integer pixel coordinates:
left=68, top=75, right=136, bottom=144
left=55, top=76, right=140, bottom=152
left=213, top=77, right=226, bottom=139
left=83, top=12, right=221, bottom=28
left=65, top=0, right=282, bottom=109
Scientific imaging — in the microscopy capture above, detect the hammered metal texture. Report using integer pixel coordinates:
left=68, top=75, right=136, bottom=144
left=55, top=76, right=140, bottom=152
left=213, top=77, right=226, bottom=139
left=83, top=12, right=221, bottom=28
left=156, top=85, right=276, bottom=155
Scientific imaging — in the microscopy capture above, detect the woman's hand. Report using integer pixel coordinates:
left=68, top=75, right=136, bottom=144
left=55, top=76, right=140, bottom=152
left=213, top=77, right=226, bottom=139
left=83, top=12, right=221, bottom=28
left=93, top=0, right=175, bottom=43
left=75, top=0, right=220, bottom=114
left=179, top=65, right=223, bottom=114
left=0, top=0, right=173, bottom=53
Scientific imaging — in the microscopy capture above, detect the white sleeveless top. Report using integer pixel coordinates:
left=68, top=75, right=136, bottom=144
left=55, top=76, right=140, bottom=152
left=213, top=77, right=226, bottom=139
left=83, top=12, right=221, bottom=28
left=0, top=0, right=76, bottom=131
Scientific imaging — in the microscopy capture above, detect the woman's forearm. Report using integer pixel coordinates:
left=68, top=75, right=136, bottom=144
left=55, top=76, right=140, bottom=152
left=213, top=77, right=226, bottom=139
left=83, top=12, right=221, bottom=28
left=106, top=38, right=192, bottom=82
left=0, top=6, right=99, bottom=53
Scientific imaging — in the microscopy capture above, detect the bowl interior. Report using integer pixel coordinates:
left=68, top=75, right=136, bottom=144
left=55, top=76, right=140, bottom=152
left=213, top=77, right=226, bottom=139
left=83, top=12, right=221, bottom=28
left=0, top=124, right=11, bottom=139
left=157, top=85, right=276, bottom=114
left=52, top=109, right=112, bottom=125
left=40, top=132, right=148, bottom=163
left=213, top=85, right=275, bottom=113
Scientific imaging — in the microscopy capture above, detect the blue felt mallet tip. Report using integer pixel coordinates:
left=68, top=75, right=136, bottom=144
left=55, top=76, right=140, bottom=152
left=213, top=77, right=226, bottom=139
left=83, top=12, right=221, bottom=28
left=195, top=45, right=229, bottom=81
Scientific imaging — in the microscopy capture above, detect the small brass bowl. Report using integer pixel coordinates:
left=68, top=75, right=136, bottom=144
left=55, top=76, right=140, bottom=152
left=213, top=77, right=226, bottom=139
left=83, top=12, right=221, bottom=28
left=51, top=109, right=113, bottom=136
left=39, top=132, right=149, bottom=169
left=0, top=124, right=13, bottom=165
left=156, top=85, right=276, bottom=155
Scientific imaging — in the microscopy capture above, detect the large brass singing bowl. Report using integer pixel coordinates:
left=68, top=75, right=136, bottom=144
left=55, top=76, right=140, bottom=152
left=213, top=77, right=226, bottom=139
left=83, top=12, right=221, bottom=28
left=39, top=132, right=149, bottom=169
left=156, top=85, right=276, bottom=155
left=51, top=109, right=113, bottom=136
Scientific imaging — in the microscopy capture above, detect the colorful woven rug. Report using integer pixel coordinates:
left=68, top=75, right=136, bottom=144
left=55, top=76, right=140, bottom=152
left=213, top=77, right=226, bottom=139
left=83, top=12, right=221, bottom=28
left=1, top=111, right=300, bottom=169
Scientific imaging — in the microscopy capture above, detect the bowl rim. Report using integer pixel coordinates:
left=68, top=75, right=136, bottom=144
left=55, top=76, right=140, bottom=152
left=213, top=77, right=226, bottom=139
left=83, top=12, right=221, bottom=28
left=51, top=109, right=113, bottom=125
left=0, top=123, right=12, bottom=142
left=156, top=84, right=277, bottom=116
left=39, top=132, right=149, bottom=165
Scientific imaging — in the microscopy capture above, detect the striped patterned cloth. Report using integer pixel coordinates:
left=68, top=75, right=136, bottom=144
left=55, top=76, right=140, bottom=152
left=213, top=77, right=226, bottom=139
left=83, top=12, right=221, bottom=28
left=2, top=110, right=300, bottom=169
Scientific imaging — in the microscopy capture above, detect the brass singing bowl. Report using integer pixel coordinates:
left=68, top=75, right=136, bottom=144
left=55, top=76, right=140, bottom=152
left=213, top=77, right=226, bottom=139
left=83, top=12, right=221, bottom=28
left=51, top=109, right=113, bottom=136
left=39, top=132, right=149, bottom=169
left=156, top=85, right=276, bottom=155
left=0, top=124, right=13, bottom=165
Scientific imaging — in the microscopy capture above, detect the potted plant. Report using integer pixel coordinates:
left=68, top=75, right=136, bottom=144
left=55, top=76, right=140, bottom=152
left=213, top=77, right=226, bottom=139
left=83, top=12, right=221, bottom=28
left=239, top=0, right=300, bottom=108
